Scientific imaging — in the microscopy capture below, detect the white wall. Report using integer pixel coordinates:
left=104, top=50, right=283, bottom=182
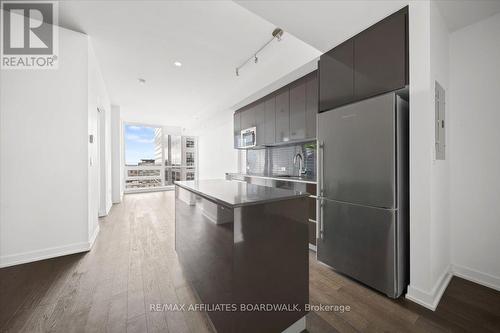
left=88, top=40, right=112, bottom=221
left=407, top=2, right=500, bottom=309
left=407, top=1, right=434, bottom=305
left=0, top=27, right=112, bottom=267
left=0, top=28, right=93, bottom=267
left=111, top=105, right=124, bottom=203
left=405, top=0, right=453, bottom=310
left=429, top=0, right=451, bottom=300
left=449, top=12, right=500, bottom=290
left=194, top=114, right=239, bottom=180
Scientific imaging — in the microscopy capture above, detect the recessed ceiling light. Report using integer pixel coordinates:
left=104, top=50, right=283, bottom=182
left=138, top=78, right=146, bottom=85
left=174, top=61, right=182, bottom=67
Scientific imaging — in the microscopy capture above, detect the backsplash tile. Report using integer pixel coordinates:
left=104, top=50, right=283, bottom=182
left=246, top=141, right=316, bottom=179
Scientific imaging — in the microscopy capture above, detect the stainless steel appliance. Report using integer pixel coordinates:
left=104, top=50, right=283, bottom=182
left=317, top=91, right=409, bottom=298
left=240, top=127, right=256, bottom=148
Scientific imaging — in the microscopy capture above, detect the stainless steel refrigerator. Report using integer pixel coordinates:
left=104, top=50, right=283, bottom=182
left=317, top=91, right=409, bottom=298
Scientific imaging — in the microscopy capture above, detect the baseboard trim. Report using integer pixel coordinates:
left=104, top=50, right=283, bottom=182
left=0, top=242, right=90, bottom=268
left=88, top=225, right=100, bottom=249
left=106, top=201, right=112, bottom=215
left=98, top=202, right=112, bottom=218
left=406, top=265, right=453, bottom=311
left=0, top=226, right=100, bottom=269
left=452, top=264, right=500, bottom=292
left=406, top=263, right=500, bottom=311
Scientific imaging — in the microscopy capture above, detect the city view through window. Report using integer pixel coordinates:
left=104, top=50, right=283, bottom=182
left=124, top=124, right=196, bottom=190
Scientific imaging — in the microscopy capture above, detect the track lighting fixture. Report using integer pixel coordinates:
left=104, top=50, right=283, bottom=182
left=235, top=27, right=284, bottom=77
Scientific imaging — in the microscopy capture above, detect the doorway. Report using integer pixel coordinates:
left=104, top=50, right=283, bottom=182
left=97, top=107, right=107, bottom=217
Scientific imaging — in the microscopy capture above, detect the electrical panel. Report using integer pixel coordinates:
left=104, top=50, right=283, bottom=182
left=435, top=81, right=446, bottom=160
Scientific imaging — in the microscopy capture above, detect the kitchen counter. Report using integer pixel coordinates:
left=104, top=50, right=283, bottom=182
left=225, top=173, right=319, bottom=250
left=174, top=180, right=309, bottom=332
left=175, top=179, right=309, bottom=208
left=225, top=172, right=316, bottom=184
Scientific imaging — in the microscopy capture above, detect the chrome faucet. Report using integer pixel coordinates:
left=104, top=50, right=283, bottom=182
left=293, top=153, right=307, bottom=177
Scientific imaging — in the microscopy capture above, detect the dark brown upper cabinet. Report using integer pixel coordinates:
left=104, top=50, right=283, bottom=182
left=275, top=88, right=290, bottom=143
left=254, top=102, right=266, bottom=146
left=263, top=96, right=276, bottom=145
left=319, top=39, right=354, bottom=112
left=233, top=70, right=317, bottom=148
left=305, top=71, right=318, bottom=138
left=354, top=9, right=407, bottom=99
left=233, top=111, right=241, bottom=149
left=240, top=105, right=256, bottom=130
left=319, top=7, right=408, bottom=112
left=289, top=77, right=307, bottom=141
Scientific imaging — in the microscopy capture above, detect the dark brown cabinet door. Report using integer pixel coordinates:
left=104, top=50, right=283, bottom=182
left=254, top=102, right=265, bottom=146
left=308, top=220, right=317, bottom=246
left=233, top=112, right=241, bottom=149
left=308, top=197, right=317, bottom=221
left=319, top=40, right=354, bottom=112
left=306, top=72, right=318, bottom=139
left=354, top=11, right=407, bottom=99
left=263, top=96, right=275, bottom=145
left=240, top=106, right=256, bottom=130
left=289, top=78, right=307, bottom=141
left=275, top=88, right=290, bottom=143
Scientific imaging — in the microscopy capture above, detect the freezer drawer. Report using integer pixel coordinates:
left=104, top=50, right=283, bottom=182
left=318, top=92, right=396, bottom=208
left=317, top=199, right=401, bottom=297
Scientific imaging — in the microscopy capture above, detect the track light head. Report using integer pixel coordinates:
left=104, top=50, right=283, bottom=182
left=272, top=28, right=284, bottom=41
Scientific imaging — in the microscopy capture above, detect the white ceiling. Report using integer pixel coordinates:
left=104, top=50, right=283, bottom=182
left=436, top=0, right=500, bottom=32
left=236, top=0, right=500, bottom=51
left=235, top=0, right=409, bottom=52
left=58, top=1, right=500, bottom=129
left=58, top=1, right=321, bottom=128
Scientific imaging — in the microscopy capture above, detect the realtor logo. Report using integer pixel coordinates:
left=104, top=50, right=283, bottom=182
left=1, top=1, right=58, bottom=69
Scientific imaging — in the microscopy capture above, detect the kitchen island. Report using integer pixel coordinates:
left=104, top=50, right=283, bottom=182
left=174, top=179, right=309, bottom=333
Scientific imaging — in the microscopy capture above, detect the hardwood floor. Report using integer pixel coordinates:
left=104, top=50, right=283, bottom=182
left=1, top=191, right=499, bottom=332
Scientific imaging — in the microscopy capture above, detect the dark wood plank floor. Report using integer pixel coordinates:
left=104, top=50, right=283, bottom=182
left=1, top=191, right=499, bottom=332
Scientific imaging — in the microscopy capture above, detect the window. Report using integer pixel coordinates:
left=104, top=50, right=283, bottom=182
left=124, top=123, right=197, bottom=191
left=164, top=136, right=197, bottom=186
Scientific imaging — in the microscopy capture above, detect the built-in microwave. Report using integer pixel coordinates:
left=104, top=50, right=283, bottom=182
left=240, top=127, right=256, bottom=148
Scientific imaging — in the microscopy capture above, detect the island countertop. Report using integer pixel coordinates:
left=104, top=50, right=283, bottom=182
left=174, top=179, right=309, bottom=208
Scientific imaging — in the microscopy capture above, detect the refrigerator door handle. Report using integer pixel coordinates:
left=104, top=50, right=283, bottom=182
left=319, top=196, right=325, bottom=240
left=319, top=141, right=325, bottom=197
left=318, top=140, right=325, bottom=240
